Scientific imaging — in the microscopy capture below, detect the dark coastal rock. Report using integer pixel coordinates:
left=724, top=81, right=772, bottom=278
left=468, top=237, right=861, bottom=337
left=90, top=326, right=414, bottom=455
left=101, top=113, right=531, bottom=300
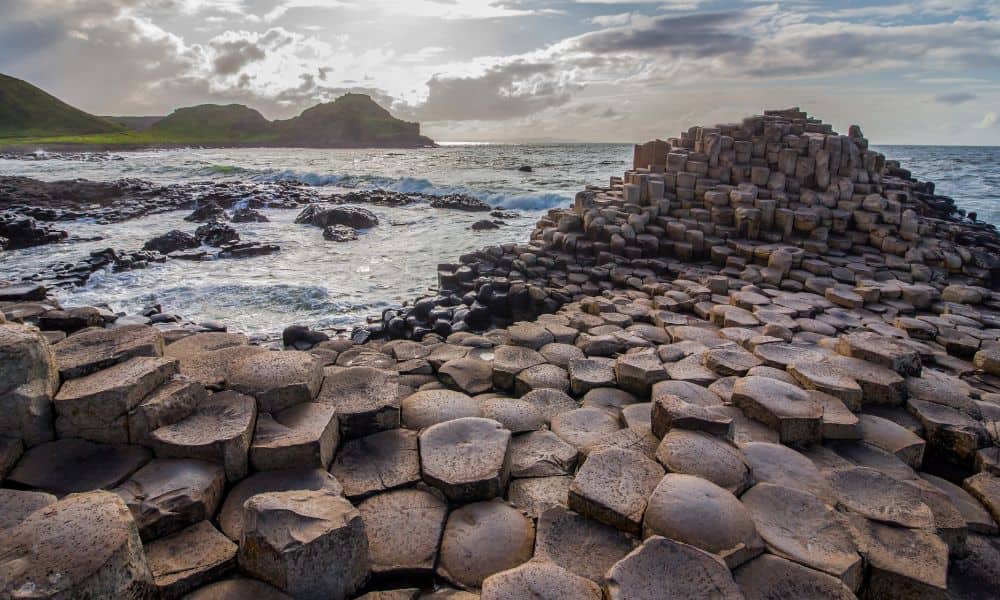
left=217, top=242, right=280, bottom=259
left=323, top=225, right=358, bottom=242
left=282, top=325, right=330, bottom=350
left=0, top=213, right=68, bottom=249
left=472, top=220, right=500, bottom=231
left=296, top=204, right=379, bottom=229
left=184, top=201, right=228, bottom=223
left=195, top=222, right=240, bottom=246
left=430, top=195, right=491, bottom=212
left=231, top=207, right=269, bottom=222
left=144, top=230, right=200, bottom=254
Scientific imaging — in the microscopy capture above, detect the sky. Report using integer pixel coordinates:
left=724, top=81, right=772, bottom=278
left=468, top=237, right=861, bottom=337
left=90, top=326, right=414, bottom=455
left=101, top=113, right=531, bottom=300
left=1, top=0, right=998, bottom=144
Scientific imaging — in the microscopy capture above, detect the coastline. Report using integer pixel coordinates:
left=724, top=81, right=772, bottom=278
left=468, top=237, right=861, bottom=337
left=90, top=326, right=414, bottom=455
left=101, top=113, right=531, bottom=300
left=2, top=109, right=1000, bottom=598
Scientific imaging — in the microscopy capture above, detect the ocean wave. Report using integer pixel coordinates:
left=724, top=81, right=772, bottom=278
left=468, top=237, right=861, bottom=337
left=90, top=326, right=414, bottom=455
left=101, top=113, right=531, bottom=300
left=251, top=169, right=570, bottom=210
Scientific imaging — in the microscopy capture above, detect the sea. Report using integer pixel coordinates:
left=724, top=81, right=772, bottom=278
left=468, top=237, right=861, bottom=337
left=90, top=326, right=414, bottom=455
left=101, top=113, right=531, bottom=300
left=1, top=143, right=997, bottom=336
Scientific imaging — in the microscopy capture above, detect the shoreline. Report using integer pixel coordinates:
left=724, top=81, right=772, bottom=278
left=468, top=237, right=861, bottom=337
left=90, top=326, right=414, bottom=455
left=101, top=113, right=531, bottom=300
left=2, top=108, right=1000, bottom=598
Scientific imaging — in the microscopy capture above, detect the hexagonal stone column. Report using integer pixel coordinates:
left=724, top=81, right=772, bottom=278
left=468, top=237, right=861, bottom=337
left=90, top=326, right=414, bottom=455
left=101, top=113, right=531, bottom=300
left=52, top=324, right=164, bottom=379
left=742, top=482, right=862, bottom=590
left=114, top=458, right=226, bottom=541
left=7, top=438, right=151, bottom=494
left=145, top=520, right=237, bottom=598
left=0, top=323, right=58, bottom=446
left=731, top=376, right=823, bottom=444
left=148, top=390, right=256, bottom=482
left=836, top=332, right=921, bottom=376
left=481, top=560, right=602, bottom=599
left=318, top=366, right=399, bottom=438
left=829, top=467, right=935, bottom=529
left=651, top=380, right=733, bottom=439
left=568, top=447, right=664, bottom=534
left=420, top=417, right=511, bottom=503
left=655, top=429, right=751, bottom=494
left=54, top=356, right=178, bottom=443
left=492, top=345, right=546, bottom=391
left=437, top=500, right=535, bottom=589
left=741, top=441, right=835, bottom=503
left=358, top=488, right=448, bottom=579
left=509, top=430, right=578, bottom=477
left=534, top=506, right=638, bottom=584
left=845, top=513, right=948, bottom=598
left=228, top=350, right=323, bottom=413
left=250, top=402, right=338, bottom=471
left=643, top=473, right=764, bottom=568
left=402, top=389, right=481, bottom=430
left=218, top=468, right=343, bottom=541
left=127, top=375, right=208, bottom=444
left=238, top=490, right=370, bottom=598
left=733, top=554, right=855, bottom=600
left=331, top=428, right=421, bottom=500
left=604, top=536, right=743, bottom=600
left=0, top=491, right=153, bottom=598
left=551, top=407, right=621, bottom=455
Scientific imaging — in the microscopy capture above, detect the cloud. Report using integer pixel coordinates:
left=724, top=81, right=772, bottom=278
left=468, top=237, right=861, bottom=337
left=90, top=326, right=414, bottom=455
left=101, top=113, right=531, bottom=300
left=976, top=112, right=998, bottom=129
left=574, top=11, right=753, bottom=57
left=934, top=91, right=978, bottom=105
left=412, top=61, right=576, bottom=121
left=211, top=39, right=267, bottom=75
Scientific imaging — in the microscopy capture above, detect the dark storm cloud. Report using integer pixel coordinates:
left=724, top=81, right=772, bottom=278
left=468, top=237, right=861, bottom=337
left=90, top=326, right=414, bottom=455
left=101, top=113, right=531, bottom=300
left=413, top=62, right=575, bottom=122
left=211, top=39, right=267, bottom=75
left=934, top=92, right=978, bottom=105
left=574, top=12, right=753, bottom=57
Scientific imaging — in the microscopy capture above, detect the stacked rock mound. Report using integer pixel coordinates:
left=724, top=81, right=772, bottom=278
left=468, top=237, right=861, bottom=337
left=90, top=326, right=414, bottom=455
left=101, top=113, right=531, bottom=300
left=382, top=108, right=998, bottom=340
left=2, top=108, right=1000, bottom=599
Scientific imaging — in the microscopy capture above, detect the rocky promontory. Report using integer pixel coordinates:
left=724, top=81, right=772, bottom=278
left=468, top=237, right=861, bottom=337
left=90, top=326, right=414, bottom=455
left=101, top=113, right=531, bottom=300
left=1, top=108, right=1000, bottom=599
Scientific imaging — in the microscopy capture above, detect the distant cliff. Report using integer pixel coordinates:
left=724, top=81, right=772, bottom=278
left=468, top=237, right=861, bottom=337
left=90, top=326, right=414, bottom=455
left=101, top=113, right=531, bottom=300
left=0, top=74, right=434, bottom=149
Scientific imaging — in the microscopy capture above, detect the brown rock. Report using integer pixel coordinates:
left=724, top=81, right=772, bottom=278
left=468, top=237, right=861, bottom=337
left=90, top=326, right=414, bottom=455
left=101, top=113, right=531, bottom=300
left=731, top=376, right=823, bottom=444
left=359, top=488, right=448, bottom=578
left=318, top=366, right=400, bottom=438
left=419, top=417, right=511, bottom=502
left=604, top=536, right=743, bottom=600
left=568, top=447, right=664, bottom=534
left=218, top=468, right=343, bottom=541
left=249, top=402, right=338, bottom=471
left=0, top=323, right=58, bottom=446
left=7, top=437, right=151, bottom=494
left=330, top=428, right=420, bottom=499
left=829, top=466, right=935, bottom=528
left=437, top=500, right=535, bottom=589
left=52, top=324, right=164, bottom=379
left=114, top=458, right=225, bottom=541
left=655, top=429, right=751, bottom=494
left=507, top=475, right=571, bottom=518
left=402, top=389, right=481, bottom=429
left=228, top=350, right=323, bottom=413
left=480, top=559, right=602, bottom=600
left=534, top=506, right=638, bottom=584
left=0, top=488, right=56, bottom=532
left=733, top=554, right=855, bottom=600
left=146, top=520, right=236, bottom=599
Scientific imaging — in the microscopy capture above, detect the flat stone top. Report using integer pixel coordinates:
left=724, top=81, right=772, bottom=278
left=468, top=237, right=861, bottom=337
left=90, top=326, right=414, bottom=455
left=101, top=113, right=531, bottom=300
left=0, top=491, right=145, bottom=597
left=177, top=344, right=269, bottom=389
left=218, top=468, right=343, bottom=541
left=741, top=441, right=835, bottom=503
left=830, top=466, right=935, bottom=529
left=493, top=345, right=546, bottom=372
left=7, top=438, right=151, bottom=494
left=401, top=389, right=480, bottom=430
left=0, top=489, right=57, bottom=532
left=419, top=417, right=511, bottom=485
left=253, top=402, right=337, bottom=447
left=480, top=559, right=602, bottom=600
left=732, top=376, right=822, bottom=418
left=52, top=324, right=164, bottom=379
left=317, top=366, right=399, bottom=412
left=184, top=579, right=291, bottom=599
left=55, top=356, right=178, bottom=406
left=164, top=332, right=248, bottom=358
left=227, top=350, right=322, bottom=395
left=605, top=536, right=743, bottom=600
left=151, top=391, right=256, bottom=446
left=330, top=429, right=420, bottom=499
left=652, top=380, right=723, bottom=407
left=243, top=489, right=361, bottom=550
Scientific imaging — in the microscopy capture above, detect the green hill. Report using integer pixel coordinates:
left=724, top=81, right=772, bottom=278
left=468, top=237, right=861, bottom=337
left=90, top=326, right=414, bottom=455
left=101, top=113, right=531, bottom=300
left=275, top=93, right=432, bottom=147
left=0, top=83, right=433, bottom=149
left=0, top=74, right=122, bottom=138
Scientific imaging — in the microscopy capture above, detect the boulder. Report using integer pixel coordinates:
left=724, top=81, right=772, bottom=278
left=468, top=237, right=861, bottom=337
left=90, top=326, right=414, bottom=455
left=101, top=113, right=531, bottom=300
left=143, top=229, right=199, bottom=254
left=317, top=366, right=400, bottom=438
left=0, top=323, right=58, bottom=446
left=147, top=390, right=256, bottom=482
left=604, top=536, right=743, bottom=600
left=534, top=506, right=638, bottom=584
left=145, top=520, right=237, bottom=599
left=568, top=447, right=664, bottom=534
left=227, top=350, right=323, bottom=413
left=54, top=356, right=178, bottom=443
left=419, top=417, right=511, bottom=503
left=239, top=490, right=370, bottom=598
left=437, top=500, right=535, bottom=589
left=480, top=560, right=602, bottom=600
left=642, top=473, right=764, bottom=568
left=195, top=222, right=239, bottom=246
left=0, top=491, right=153, bottom=598
left=7, top=438, right=151, bottom=494
left=52, top=324, right=164, bottom=379
left=330, top=428, right=421, bottom=500
left=249, top=402, right=338, bottom=471
left=358, top=488, right=448, bottom=578
left=296, top=204, right=379, bottom=228
left=742, top=483, right=862, bottom=589
left=114, top=458, right=226, bottom=541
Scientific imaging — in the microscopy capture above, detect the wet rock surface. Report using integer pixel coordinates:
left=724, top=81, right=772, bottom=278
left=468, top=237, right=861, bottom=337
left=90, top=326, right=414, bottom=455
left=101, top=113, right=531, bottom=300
left=3, top=108, right=1000, bottom=598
